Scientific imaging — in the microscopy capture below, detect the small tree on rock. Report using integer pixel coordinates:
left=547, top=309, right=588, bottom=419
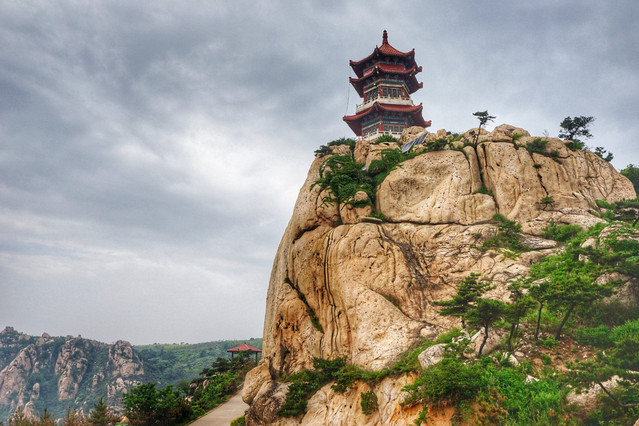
left=434, top=273, right=490, bottom=328
left=466, top=298, right=507, bottom=356
left=471, top=111, right=496, bottom=146
left=559, top=115, right=595, bottom=146
left=505, top=279, right=535, bottom=351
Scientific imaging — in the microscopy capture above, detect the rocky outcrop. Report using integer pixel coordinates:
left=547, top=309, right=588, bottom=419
left=0, top=329, right=144, bottom=420
left=245, top=125, right=636, bottom=424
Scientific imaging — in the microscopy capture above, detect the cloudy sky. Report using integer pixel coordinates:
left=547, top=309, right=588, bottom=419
left=1, top=1, right=638, bottom=345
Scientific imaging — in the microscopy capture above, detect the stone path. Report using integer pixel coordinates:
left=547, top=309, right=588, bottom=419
left=190, top=392, right=248, bottom=426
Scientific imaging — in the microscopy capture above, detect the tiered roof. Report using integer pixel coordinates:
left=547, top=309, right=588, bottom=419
left=349, top=30, right=417, bottom=77
left=343, top=103, right=430, bottom=135
left=349, top=63, right=423, bottom=97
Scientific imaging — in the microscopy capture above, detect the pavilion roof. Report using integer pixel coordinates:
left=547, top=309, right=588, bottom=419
left=343, top=103, right=431, bottom=135
left=349, top=31, right=417, bottom=77
left=349, top=63, right=423, bottom=96
left=227, top=343, right=262, bottom=353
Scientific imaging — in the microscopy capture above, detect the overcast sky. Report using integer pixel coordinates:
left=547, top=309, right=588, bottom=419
left=1, top=1, right=638, bottom=345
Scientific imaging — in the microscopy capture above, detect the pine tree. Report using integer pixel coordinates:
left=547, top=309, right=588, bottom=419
left=63, top=408, right=88, bottom=426
left=8, top=407, right=32, bottom=426
left=466, top=298, right=507, bottom=356
left=434, top=273, right=489, bottom=328
left=37, top=409, right=54, bottom=426
left=87, top=399, right=112, bottom=426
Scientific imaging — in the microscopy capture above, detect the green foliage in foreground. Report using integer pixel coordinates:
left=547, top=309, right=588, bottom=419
left=404, top=353, right=569, bottom=425
left=123, top=355, right=256, bottom=425
left=277, top=331, right=464, bottom=417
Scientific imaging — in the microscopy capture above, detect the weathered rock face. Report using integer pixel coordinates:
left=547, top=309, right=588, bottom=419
left=0, top=328, right=144, bottom=420
left=245, top=125, right=636, bottom=424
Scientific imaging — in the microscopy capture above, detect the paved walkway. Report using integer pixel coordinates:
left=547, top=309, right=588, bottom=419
left=190, top=392, right=248, bottom=426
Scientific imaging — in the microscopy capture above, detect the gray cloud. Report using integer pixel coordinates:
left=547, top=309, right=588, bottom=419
left=1, top=0, right=638, bottom=344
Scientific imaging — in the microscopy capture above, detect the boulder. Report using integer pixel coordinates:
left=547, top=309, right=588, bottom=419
left=399, top=126, right=427, bottom=145
left=470, top=328, right=507, bottom=356
left=418, top=344, right=447, bottom=369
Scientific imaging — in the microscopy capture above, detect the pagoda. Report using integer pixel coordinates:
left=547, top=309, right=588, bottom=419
left=343, top=30, right=431, bottom=140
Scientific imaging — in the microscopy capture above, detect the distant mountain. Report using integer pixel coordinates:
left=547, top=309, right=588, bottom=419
left=0, top=326, right=262, bottom=422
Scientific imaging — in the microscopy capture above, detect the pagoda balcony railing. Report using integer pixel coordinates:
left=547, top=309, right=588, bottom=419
left=360, top=128, right=404, bottom=142
left=355, top=96, right=414, bottom=113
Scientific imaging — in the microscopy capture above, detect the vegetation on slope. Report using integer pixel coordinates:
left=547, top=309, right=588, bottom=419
left=135, top=338, right=262, bottom=387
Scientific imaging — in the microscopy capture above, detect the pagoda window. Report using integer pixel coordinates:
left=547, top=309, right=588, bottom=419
left=392, top=88, right=398, bottom=97
left=382, top=87, right=388, bottom=97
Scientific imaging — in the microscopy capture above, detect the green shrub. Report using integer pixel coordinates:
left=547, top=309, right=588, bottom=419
left=278, top=358, right=348, bottom=417
left=565, top=140, right=585, bottom=151
left=541, top=221, right=582, bottom=242
left=539, top=336, right=558, bottom=349
left=533, top=163, right=542, bottom=169
left=367, top=211, right=386, bottom=221
left=482, top=214, right=525, bottom=252
left=423, top=138, right=448, bottom=152
left=580, top=301, right=639, bottom=328
left=328, top=137, right=356, bottom=148
left=575, top=325, right=613, bottom=348
left=368, top=148, right=406, bottom=186
left=360, top=390, right=378, bottom=415
left=403, top=357, right=484, bottom=407
left=611, top=318, right=639, bottom=344
left=374, top=134, right=398, bottom=144
left=311, top=154, right=374, bottom=206
left=314, top=138, right=357, bottom=157
left=475, top=185, right=494, bottom=197
left=314, top=145, right=332, bottom=157
left=230, top=415, right=246, bottom=426
left=484, top=364, right=568, bottom=424
left=526, top=138, right=548, bottom=155
left=308, top=309, right=323, bottom=333
left=537, top=196, right=556, bottom=210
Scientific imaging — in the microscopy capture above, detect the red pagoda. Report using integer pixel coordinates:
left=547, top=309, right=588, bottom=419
left=343, top=31, right=431, bottom=140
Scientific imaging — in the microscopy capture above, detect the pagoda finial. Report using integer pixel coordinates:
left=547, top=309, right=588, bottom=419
left=382, top=30, right=388, bottom=44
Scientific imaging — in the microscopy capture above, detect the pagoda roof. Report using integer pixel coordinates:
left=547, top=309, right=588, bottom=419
left=227, top=344, right=262, bottom=353
left=349, top=63, right=423, bottom=96
left=343, top=102, right=431, bottom=135
left=350, top=31, right=417, bottom=77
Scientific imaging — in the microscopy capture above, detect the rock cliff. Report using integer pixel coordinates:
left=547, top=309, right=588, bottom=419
left=0, top=327, right=144, bottom=421
left=243, top=125, right=636, bottom=425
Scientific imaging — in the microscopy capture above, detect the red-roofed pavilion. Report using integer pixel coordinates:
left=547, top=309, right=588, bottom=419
left=343, top=31, right=431, bottom=140
left=227, top=343, right=262, bottom=361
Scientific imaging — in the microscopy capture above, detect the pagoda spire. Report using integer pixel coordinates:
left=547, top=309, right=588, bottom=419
left=382, top=29, right=388, bottom=44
